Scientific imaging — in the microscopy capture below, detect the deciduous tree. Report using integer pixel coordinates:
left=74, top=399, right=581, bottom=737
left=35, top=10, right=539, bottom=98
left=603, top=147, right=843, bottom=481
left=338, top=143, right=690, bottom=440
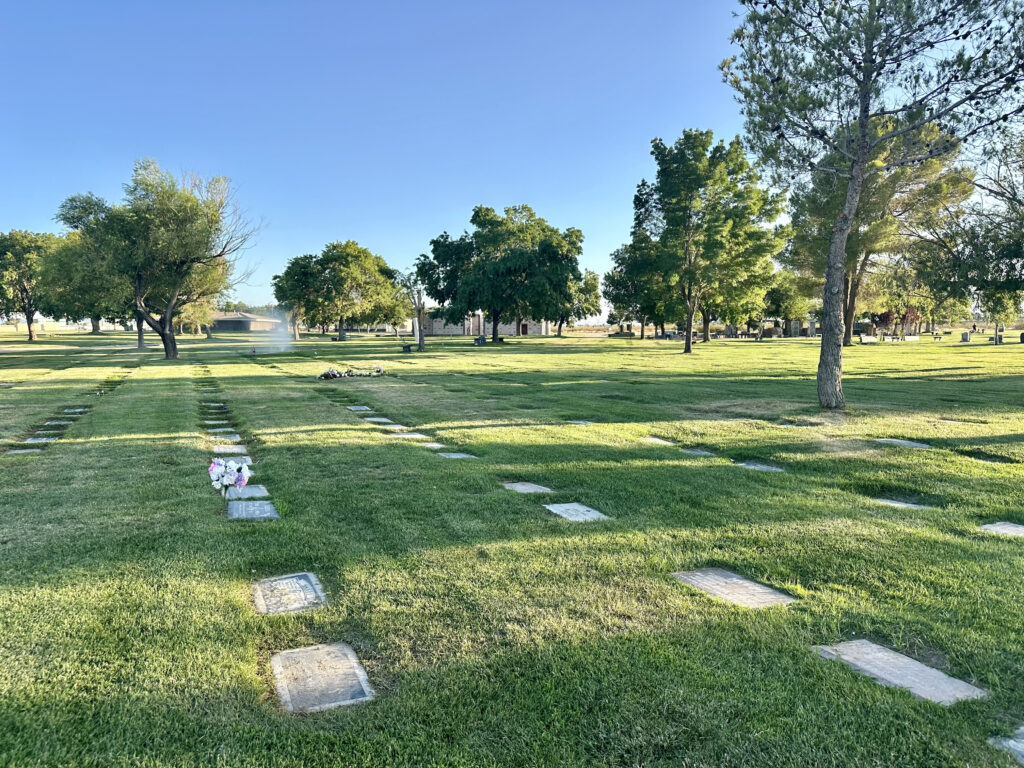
left=639, top=130, right=785, bottom=353
left=417, top=205, right=583, bottom=342
left=0, top=230, right=62, bottom=341
left=58, top=159, right=253, bottom=359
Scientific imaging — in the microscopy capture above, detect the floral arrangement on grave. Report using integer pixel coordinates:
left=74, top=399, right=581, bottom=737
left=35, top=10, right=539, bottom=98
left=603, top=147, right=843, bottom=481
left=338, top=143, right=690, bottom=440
left=318, top=365, right=385, bottom=379
left=208, top=459, right=252, bottom=497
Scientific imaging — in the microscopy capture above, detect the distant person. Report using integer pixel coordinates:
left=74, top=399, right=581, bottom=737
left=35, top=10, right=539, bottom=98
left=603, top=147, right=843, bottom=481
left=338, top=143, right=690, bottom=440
left=972, top=323, right=977, bottom=333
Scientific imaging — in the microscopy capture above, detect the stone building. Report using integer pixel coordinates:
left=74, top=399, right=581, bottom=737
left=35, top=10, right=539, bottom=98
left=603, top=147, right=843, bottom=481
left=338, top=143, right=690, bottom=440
left=422, top=311, right=552, bottom=336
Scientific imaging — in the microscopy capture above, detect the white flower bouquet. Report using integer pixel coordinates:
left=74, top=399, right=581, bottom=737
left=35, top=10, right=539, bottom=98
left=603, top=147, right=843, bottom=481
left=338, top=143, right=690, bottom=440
left=208, top=458, right=253, bottom=497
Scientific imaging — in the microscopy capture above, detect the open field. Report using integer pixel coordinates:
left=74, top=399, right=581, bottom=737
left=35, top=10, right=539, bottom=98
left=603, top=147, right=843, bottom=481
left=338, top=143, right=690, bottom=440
left=2, top=331, right=1023, bottom=767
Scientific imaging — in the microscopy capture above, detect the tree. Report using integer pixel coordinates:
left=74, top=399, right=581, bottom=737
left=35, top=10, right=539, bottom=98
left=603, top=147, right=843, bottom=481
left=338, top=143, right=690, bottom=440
left=786, top=122, right=974, bottom=345
left=176, top=296, right=217, bottom=336
left=272, top=254, right=320, bottom=340
left=0, top=230, right=62, bottom=341
left=763, top=269, right=813, bottom=329
left=979, top=286, right=1023, bottom=326
left=417, top=205, right=583, bottom=342
left=58, top=159, right=254, bottom=359
left=551, top=269, right=601, bottom=336
left=316, top=241, right=397, bottom=340
left=602, top=250, right=647, bottom=337
left=902, top=135, right=1024, bottom=322
left=725, top=0, right=1024, bottom=407
left=36, top=231, right=132, bottom=334
left=396, top=271, right=429, bottom=351
left=638, top=130, right=785, bottom=353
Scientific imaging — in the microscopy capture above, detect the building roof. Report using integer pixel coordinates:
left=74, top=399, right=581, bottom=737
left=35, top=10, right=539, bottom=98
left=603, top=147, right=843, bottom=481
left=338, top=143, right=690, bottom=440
left=213, top=311, right=281, bottom=323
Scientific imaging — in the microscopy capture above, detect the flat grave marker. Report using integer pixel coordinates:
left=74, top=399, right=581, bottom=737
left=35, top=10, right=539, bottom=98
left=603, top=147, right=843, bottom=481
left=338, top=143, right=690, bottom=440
left=200, top=402, right=224, bottom=407
left=214, top=444, right=248, bottom=454
left=389, top=432, right=429, bottom=439
left=271, top=642, right=374, bottom=713
left=503, top=481, right=552, bottom=494
left=439, top=452, right=476, bottom=459
left=989, top=726, right=1024, bottom=765
left=226, top=484, right=269, bottom=500
left=44, top=420, right=73, bottom=426
left=544, top=502, right=609, bottom=522
left=673, top=567, right=794, bottom=608
left=681, top=448, right=715, bottom=457
left=204, top=420, right=229, bottom=425
left=875, top=498, right=928, bottom=510
left=63, top=408, right=87, bottom=414
left=980, top=521, right=1024, bottom=538
left=6, top=448, right=42, bottom=454
left=207, top=427, right=236, bottom=433
left=738, top=461, right=784, bottom=472
left=641, top=437, right=674, bottom=445
left=24, top=437, right=57, bottom=444
left=363, top=417, right=393, bottom=423
left=380, top=424, right=408, bottom=431
left=227, top=500, right=279, bottom=521
left=566, top=420, right=595, bottom=425
left=211, top=434, right=242, bottom=442
left=34, top=430, right=61, bottom=435
left=814, top=639, right=986, bottom=705
left=253, top=572, right=327, bottom=615
left=347, top=405, right=372, bottom=411
left=876, top=438, right=932, bottom=450
left=421, top=442, right=445, bottom=450
left=214, top=455, right=251, bottom=465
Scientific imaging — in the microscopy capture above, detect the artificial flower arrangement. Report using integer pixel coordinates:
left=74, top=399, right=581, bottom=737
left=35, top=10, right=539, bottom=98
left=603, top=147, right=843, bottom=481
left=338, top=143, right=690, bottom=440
left=208, top=459, right=252, bottom=497
left=318, top=365, right=385, bottom=379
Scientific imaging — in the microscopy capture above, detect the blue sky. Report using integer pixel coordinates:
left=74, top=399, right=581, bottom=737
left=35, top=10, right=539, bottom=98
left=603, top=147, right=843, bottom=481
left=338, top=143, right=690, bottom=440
left=1, top=1, right=745, bottom=305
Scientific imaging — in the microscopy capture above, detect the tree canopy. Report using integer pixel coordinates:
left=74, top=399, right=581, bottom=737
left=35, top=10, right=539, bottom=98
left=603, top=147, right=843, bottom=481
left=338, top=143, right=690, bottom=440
left=0, top=230, right=62, bottom=341
left=58, top=159, right=253, bottom=359
left=638, top=130, right=785, bottom=352
left=417, top=205, right=583, bottom=341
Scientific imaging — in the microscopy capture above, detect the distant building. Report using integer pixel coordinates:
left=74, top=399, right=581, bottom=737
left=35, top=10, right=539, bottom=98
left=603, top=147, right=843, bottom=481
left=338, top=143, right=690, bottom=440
left=212, top=311, right=282, bottom=332
left=422, top=311, right=551, bottom=336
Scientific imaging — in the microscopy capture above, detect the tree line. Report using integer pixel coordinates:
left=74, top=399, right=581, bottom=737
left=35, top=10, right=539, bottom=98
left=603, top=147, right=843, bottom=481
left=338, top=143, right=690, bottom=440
left=0, top=159, right=253, bottom=359
left=273, top=204, right=601, bottom=346
left=600, top=0, right=1024, bottom=408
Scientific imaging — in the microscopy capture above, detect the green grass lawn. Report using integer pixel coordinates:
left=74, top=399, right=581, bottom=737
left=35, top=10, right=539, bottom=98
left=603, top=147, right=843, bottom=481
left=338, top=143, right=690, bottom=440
left=2, top=330, right=1023, bottom=767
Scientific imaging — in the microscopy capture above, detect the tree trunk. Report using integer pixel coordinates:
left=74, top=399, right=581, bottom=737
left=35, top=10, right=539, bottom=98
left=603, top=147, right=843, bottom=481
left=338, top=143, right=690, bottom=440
left=90, top=315, right=102, bottom=334
left=292, top=318, right=300, bottom=341
left=204, top=324, right=213, bottom=339
left=25, top=313, right=35, bottom=342
left=683, top=306, right=695, bottom=353
left=701, top=313, right=711, bottom=342
left=135, top=311, right=146, bottom=349
left=557, top=319, right=564, bottom=336
left=491, top=313, right=501, bottom=343
left=415, top=291, right=426, bottom=352
left=639, top=318, right=646, bottom=340
left=818, top=166, right=865, bottom=409
left=337, top=316, right=347, bottom=341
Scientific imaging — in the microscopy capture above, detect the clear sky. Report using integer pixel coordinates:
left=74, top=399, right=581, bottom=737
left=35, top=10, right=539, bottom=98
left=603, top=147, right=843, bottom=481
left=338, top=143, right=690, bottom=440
left=1, top=0, right=746, bottom=305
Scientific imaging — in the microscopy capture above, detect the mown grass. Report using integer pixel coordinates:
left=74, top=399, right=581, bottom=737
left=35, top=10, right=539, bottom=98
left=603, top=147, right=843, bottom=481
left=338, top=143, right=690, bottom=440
left=1, top=330, right=1023, bottom=767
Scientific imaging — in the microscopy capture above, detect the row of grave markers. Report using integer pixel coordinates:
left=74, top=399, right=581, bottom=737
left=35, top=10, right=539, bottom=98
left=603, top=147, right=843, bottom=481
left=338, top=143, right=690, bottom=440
left=638, top=432, right=1024, bottom=538
left=194, top=366, right=375, bottom=712
left=333, top=399, right=1024, bottom=760
left=4, top=369, right=133, bottom=456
